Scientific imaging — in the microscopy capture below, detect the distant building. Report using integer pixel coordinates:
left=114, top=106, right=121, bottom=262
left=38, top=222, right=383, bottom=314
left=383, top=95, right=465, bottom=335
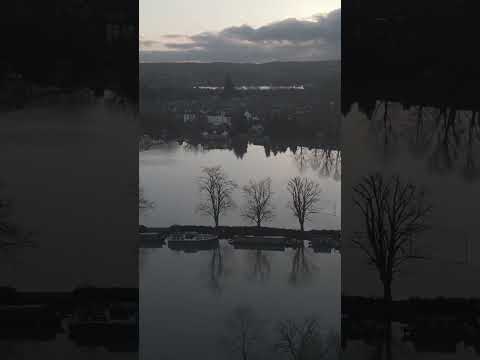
left=207, top=112, right=231, bottom=127
left=183, top=112, right=196, bottom=123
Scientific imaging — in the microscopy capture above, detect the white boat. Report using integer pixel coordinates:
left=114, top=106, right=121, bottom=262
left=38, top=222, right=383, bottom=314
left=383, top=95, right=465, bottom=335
left=167, top=232, right=219, bottom=250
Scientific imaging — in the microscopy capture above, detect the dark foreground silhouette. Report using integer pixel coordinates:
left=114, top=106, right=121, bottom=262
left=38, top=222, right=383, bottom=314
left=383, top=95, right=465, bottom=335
left=0, top=287, right=138, bottom=352
left=343, top=295, right=480, bottom=355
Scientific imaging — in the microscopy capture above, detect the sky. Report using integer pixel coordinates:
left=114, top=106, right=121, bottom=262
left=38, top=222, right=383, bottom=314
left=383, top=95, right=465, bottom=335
left=140, top=0, right=341, bottom=63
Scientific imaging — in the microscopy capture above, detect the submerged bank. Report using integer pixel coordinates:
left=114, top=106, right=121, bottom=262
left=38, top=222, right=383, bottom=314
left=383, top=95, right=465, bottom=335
left=139, top=224, right=340, bottom=247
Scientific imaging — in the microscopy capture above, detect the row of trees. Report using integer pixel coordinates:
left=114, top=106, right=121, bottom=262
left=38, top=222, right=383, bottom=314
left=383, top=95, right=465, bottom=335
left=197, top=166, right=323, bottom=231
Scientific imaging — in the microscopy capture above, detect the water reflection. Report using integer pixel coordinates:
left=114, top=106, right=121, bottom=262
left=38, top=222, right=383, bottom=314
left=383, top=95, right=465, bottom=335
left=289, top=246, right=315, bottom=287
left=140, top=142, right=340, bottom=230
left=1, top=94, right=138, bottom=358
left=246, top=250, right=271, bottom=282
left=220, top=305, right=266, bottom=360
left=343, top=98, right=480, bottom=359
left=140, top=240, right=340, bottom=360
left=208, top=247, right=225, bottom=293
left=361, top=101, right=480, bottom=181
left=275, top=316, right=339, bottom=360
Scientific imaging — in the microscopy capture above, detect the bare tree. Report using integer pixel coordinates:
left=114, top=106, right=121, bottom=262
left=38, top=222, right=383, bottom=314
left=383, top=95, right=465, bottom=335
left=275, top=317, right=335, bottom=360
left=197, top=166, right=237, bottom=227
left=241, top=178, right=275, bottom=228
left=221, top=306, right=264, bottom=360
left=352, top=173, right=432, bottom=304
left=139, top=186, right=154, bottom=212
left=287, top=177, right=322, bottom=232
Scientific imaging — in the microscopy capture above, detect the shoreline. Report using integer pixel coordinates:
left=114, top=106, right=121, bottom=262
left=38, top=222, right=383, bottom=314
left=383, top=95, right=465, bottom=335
left=139, top=224, right=340, bottom=245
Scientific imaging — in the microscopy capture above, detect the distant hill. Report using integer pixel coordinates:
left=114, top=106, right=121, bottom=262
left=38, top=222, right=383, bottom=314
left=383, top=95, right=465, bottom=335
left=140, top=61, right=340, bottom=90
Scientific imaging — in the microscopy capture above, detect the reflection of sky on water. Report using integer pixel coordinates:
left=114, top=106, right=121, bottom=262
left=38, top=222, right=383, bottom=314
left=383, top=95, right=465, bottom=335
left=139, top=143, right=341, bottom=230
left=140, top=243, right=340, bottom=360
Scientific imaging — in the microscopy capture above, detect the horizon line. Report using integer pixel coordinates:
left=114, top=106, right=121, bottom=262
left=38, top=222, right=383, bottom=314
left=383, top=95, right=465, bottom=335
left=139, top=59, right=341, bottom=65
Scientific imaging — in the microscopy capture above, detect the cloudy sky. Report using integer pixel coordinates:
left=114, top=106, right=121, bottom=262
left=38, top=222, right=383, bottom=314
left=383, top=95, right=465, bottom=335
left=140, top=0, right=340, bottom=63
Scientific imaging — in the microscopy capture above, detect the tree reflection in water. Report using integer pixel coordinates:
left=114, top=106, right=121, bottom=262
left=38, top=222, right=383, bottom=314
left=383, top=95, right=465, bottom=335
left=292, top=147, right=341, bottom=181
left=366, top=101, right=400, bottom=160
left=208, top=246, right=224, bottom=293
left=289, top=245, right=316, bottom=287
left=293, top=146, right=310, bottom=174
left=220, top=305, right=265, bottom=360
left=275, top=316, right=339, bottom=360
left=246, top=249, right=271, bottom=282
left=220, top=307, right=339, bottom=360
left=363, top=101, right=480, bottom=181
left=207, top=244, right=235, bottom=294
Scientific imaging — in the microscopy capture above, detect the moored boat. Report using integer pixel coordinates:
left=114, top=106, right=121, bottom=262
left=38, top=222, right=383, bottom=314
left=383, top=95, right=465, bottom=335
left=167, top=232, right=219, bottom=251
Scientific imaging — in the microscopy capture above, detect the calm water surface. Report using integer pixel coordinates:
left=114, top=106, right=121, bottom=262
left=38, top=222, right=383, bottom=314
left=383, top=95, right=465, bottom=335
left=342, top=101, right=480, bottom=359
left=0, top=95, right=138, bottom=358
left=140, top=242, right=340, bottom=360
left=139, top=143, right=341, bottom=230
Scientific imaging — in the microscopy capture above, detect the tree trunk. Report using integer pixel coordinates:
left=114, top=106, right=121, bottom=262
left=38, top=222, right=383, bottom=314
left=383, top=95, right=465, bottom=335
left=257, top=220, right=261, bottom=228
left=383, top=279, right=392, bottom=305
left=214, top=216, right=219, bottom=228
left=241, top=334, right=248, bottom=360
left=300, top=222, right=304, bottom=232
left=242, top=347, right=248, bottom=360
left=385, top=318, right=392, bottom=360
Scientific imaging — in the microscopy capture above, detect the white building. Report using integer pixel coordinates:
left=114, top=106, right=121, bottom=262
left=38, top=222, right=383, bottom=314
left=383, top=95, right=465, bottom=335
left=183, top=112, right=196, bottom=123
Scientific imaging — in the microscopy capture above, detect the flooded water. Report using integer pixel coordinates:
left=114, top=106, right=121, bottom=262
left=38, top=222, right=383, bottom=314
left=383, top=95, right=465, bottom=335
left=0, top=96, right=138, bottom=290
left=343, top=101, right=480, bottom=298
left=193, top=85, right=306, bottom=91
left=0, top=94, right=138, bottom=358
left=342, top=101, right=480, bottom=359
left=139, top=143, right=341, bottom=230
left=140, top=241, right=340, bottom=360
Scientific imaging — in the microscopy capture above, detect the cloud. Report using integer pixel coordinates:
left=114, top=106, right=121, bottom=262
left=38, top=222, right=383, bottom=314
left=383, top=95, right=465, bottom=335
left=140, top=40, right=160, bottom=48
left=140, top=8, right=340, bottom=62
